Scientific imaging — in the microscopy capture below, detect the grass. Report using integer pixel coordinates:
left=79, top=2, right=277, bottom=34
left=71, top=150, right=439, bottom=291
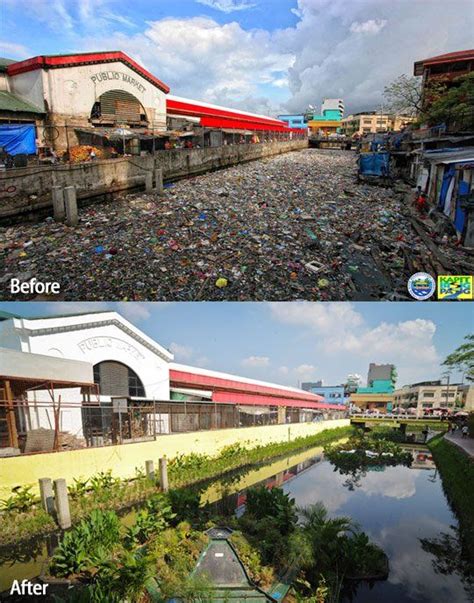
left=0, top=425, right=353, bottom=548
left=428, top=435, right=474, bottom=570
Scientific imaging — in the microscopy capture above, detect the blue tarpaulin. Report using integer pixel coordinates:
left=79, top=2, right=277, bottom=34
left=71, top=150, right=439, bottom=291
left=0, top=124, right=36, bottom=155
left=359, top=152, right=390, bottom=177
left=455, top=180, right=469, bottom=234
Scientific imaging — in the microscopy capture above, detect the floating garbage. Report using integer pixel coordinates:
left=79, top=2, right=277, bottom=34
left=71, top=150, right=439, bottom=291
left=1, top=149, right=471, bottom=301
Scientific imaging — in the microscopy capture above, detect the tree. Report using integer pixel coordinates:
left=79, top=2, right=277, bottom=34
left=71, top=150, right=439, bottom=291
left=423, top=73, right=474, bottom=130
left=442, top=334, right=474, bottom=382
left=383, top=75, right=423, bottom=117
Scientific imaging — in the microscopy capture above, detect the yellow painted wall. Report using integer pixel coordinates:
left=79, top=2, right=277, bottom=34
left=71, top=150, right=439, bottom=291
left=0, top=420, right=349, bottom=497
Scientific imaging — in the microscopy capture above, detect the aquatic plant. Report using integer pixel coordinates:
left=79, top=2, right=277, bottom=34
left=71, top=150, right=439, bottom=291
left=0, top=485, right=39, bottom=512
left=49, top=510, right=121, bottom=576
left=124, top=493, right=175, bottom=547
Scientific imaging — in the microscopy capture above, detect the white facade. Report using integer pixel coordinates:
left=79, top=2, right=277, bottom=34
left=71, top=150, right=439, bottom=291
left=0, top=312, right=173, bottom=437
left=8, top=61, right=167, bottom=129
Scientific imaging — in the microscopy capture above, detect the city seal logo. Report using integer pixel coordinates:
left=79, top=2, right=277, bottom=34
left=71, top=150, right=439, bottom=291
left=407, top=272, right=436, bottom=300
left=437, top=275, right=473, bottom=300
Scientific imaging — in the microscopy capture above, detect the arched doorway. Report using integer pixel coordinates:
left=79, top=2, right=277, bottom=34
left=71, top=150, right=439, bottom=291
left=90, top=90, right=148, bottom=127
left=93, top=361, right=146, bottom=397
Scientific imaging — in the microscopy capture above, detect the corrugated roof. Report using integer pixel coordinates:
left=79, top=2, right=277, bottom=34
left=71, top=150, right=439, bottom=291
left=0, top=90, right=44, bottom=114
left=0, top=57, right=16, bottom=73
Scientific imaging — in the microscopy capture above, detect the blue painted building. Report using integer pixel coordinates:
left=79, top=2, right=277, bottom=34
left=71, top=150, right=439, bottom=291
left=304, top=384, right=349, bottom=405
left=278, top=114, right=307, bottom=129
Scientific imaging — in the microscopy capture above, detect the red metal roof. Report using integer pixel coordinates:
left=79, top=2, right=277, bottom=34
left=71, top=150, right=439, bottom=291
left=414, top=49, right=474, bottom=75
left=169, top=368, right=343, bottom=410
left=6, top=51, right=170, bottom=93
left=422, top=49, right=474, bottom=65
left=166, top=97, right=297, bottom=132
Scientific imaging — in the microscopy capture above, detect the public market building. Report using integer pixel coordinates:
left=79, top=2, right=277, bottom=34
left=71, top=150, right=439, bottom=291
left=0, top=310, right=341, bottom=455
left=0, top=50, right=304, bottom=158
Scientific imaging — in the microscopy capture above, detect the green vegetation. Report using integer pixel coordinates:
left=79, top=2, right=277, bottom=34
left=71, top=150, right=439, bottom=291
left=233, top=486, right=387, bottom=603
left=428, top=436, right=474, bottom=572
left=0, top=425, right=352, bottom=547
left=443, top=333, right=474, bottom=383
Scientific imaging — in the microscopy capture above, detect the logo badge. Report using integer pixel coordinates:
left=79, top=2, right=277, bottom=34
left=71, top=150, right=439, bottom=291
left=437, top=275, right=473, bottom=300
left=407, top=272, right=436, bottom=300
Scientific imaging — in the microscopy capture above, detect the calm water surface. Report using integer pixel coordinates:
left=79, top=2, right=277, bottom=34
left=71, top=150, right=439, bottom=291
left=282, top=452, right=470, bottom=603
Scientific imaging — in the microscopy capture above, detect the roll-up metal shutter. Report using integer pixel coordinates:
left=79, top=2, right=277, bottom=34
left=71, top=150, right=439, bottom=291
left=98, top=361, right=129, bottom=396
left=99, top=90, right=144, bottom=124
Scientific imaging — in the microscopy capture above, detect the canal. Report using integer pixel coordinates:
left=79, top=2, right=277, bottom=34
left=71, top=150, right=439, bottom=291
left=0, top=443, right=471, bottom=601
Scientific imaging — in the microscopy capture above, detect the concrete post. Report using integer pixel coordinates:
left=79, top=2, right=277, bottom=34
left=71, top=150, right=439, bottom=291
left=53, top=478, right=71, bottom=529
left=159, top=457, right=169, bottom=492
left=52, top=186, right=65, bottom=222
left=39, top=477, right=55, bottom=515
left=154, top=168, right=164, bottom=195
left=145, top=460, right=155, bottom=481
left=64, top=186, right=78, bottom=227
left=145, top=171, right=153, bottom=192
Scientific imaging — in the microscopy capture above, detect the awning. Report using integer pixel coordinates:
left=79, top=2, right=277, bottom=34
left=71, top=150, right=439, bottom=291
left=221, top=128, right=254, bottom=135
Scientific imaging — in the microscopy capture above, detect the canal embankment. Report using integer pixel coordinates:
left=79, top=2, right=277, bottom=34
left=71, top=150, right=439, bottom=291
left=0, top=418, right=349, bottom=499
left=428, top=434, right=474, bottom=572
left=0, top=140, right=307, bottom=223
left=0, top=423, right=352, bottom=548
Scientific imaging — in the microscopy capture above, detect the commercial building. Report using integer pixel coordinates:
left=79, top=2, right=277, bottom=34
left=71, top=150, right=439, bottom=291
left=393, top=380, right=466, bottom=416
left=277, top=114, right=307, bottom=129
left=0, top=50, right=304, bottom=157
left=349, top=363, right=396, bottom=413
left=301, top=384, right=349, bottom=406
left=414, top=49, right=474, bottom=91
left=0, top=310, right=341, bottom=455
left=340, top=112, right=415, bottom=137
left=307, top=98, right=344, bottom=137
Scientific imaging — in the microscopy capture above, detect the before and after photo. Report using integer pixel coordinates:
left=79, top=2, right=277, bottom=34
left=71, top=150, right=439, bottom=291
left=0, top=1, right=473, bottom=602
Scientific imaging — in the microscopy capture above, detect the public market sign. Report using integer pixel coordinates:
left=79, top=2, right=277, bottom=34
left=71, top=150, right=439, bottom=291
left=78, top=336, right=145, bottom=360
left=90, top=71, right=146, bottom=94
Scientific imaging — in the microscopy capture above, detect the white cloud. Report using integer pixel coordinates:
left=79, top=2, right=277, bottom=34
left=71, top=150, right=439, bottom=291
left=0, top=40, right=31, bottom=58
left=115, top=302, right=151, bottom=322
left=269, top=303, right=441, bottom=386
left=349, top=19, right=387, bottom=34
left=196, top=0, right=255, bottom=13
left=278, top=366, right=289, bottom=375
left=241, top=355, right=270, bottom=368
left=294, top=363, right=317, bottom=380
left=169, top=342, right=194, bottom=360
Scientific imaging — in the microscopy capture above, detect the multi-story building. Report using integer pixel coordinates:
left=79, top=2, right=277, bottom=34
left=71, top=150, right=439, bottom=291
left=301, top=384, right=349, bottom=406
left=340, top=112, right=415, bottom=137
left=349, top=363, right=397, bottom=413
left=301, top=381, right=322, bottom=391
left=393, top=380, right=465, bottom=416
left=277, top=114, right=307, bottom=129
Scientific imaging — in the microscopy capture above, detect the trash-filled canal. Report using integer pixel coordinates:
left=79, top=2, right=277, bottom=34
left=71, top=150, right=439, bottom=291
left=0, top=443, right=471, bottom=601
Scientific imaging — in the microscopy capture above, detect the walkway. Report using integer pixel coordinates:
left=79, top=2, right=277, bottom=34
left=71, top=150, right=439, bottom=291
left=444, top=431, right=474, bottom=458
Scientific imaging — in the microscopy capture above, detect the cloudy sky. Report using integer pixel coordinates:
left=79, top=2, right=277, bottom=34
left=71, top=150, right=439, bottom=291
left=0, top=301, right=470, bottom=388
left=1, top=0, right=472, bottom=115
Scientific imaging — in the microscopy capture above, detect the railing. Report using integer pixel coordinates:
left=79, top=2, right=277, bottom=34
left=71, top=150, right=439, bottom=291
left=0, top=397, right=347, bottom=455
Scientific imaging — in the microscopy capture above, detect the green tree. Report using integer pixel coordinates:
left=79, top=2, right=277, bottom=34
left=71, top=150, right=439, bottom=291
left=424, top=73, right=474, bottom=130
left=443, top=334, right=474, bottom=382
left=383, top=74, right=423, bottom=116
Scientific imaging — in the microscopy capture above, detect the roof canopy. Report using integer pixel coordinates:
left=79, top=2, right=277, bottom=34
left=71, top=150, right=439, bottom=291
left=6, top=51, right=170, bottom=93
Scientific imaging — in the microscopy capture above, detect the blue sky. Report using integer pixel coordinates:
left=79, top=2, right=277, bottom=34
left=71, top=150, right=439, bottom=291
left=0, top=301, right=471, bottom=387
left=1, top=0, right=471, bottom=115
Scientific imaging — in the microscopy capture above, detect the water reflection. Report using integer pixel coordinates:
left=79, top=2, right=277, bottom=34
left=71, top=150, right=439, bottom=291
left=0, top=444, right=470, bottom=602
left=284, top=452, right=470, bottom=603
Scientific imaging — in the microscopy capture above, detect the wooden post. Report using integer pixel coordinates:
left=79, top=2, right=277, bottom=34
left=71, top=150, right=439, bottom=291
left=145, top=460, right=155, bottom=481
left=64, top=186, right=78, bottom=226
left=39, top=478, right=55, bottom=515
left=159, top=457, right=169, bottom=492
left=145, top=171, right=153, bottom=192
left=53, top=479, right=71, bottom=529
left=52, top=186, right=65, bottom=221
left=155, top=167, right=164, bottom=195
left=4, top=380, right=18, bottom=449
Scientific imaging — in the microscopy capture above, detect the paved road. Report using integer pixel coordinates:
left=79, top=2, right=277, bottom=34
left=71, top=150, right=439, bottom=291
left=445, top=431, right=474, bottom=458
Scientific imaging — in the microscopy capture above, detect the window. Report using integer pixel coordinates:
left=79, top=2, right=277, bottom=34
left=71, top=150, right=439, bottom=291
left=422, top=392, right=435, bottom=398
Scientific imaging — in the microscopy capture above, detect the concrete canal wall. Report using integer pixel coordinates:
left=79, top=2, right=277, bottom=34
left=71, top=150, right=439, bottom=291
left=0, top=418, right=349, bottom=497
left=0, top=140, right=307, bottom=222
